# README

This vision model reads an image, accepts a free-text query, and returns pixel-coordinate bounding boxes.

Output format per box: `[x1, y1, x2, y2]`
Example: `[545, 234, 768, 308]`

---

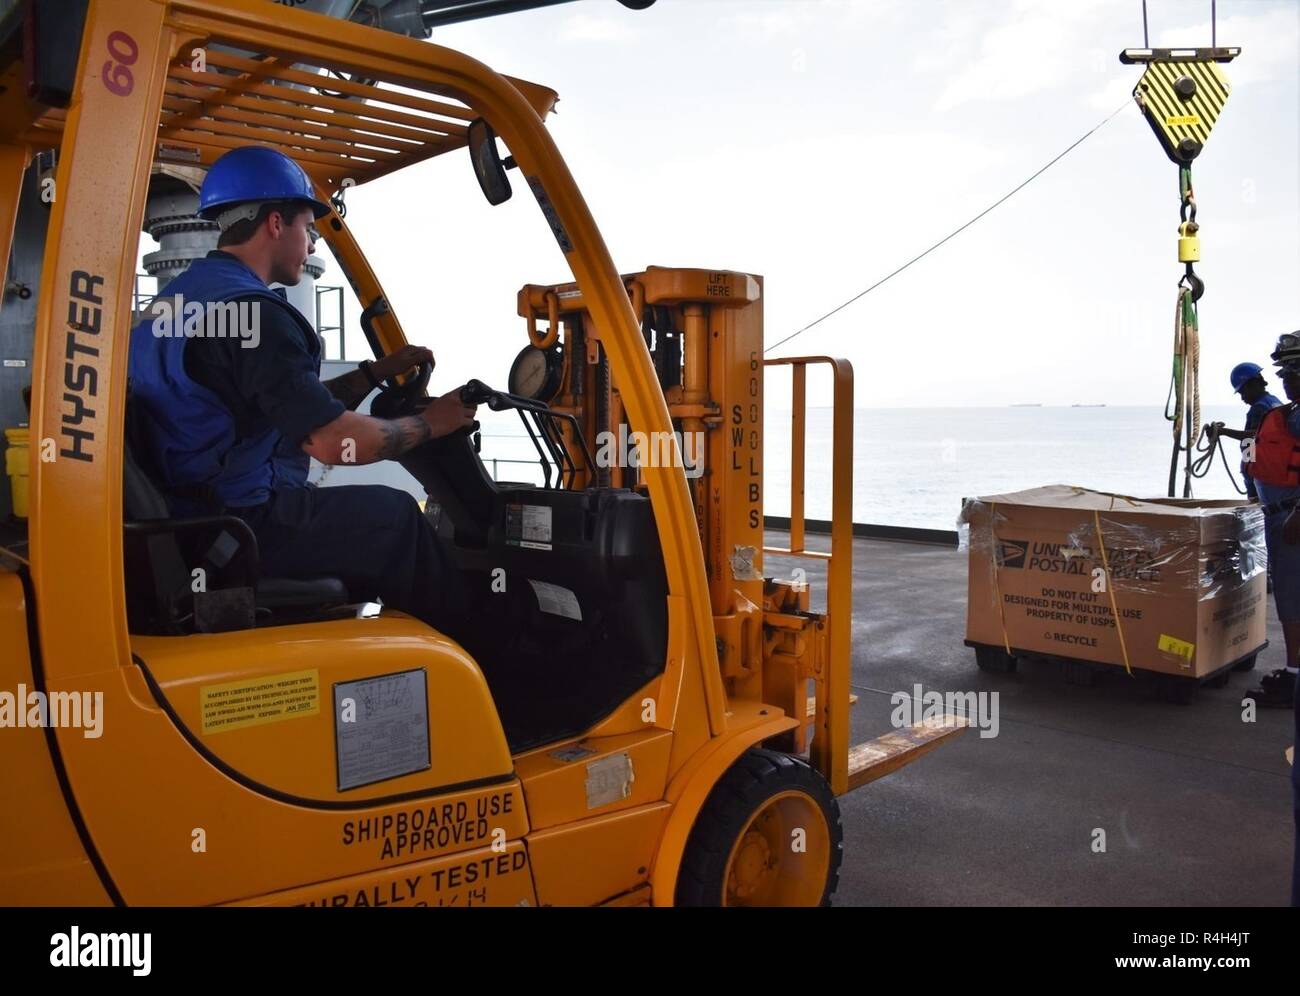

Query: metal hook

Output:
[1181, 264, 1205, 302]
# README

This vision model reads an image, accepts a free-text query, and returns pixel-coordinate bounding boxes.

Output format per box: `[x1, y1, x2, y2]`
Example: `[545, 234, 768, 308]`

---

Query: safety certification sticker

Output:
[200, 669, 319, 735]
[585, 752, 634, 809]
[505, 503, 553, 550]
[334, 669, 431, 791]
[528, 579, 582, 621]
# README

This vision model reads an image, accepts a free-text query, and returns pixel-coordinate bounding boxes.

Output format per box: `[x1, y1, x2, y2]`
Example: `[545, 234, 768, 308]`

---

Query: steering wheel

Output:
[370, 360, 432, 419]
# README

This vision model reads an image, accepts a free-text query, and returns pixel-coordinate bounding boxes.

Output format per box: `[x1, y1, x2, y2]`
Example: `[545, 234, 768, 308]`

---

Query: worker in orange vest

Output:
[1240, 332, 1300, 905]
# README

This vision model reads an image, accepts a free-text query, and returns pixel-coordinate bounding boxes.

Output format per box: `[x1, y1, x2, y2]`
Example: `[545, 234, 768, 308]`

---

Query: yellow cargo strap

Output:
[1093, 510, 1133, 676]
[988, 502, 1013, 656]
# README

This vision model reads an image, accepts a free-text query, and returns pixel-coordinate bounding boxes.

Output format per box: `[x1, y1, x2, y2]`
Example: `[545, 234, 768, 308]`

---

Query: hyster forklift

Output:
[0, 0, 963, 906]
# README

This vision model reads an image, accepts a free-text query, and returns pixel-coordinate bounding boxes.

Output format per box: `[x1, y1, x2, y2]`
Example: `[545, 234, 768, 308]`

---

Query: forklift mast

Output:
[514, 270, 865, 787]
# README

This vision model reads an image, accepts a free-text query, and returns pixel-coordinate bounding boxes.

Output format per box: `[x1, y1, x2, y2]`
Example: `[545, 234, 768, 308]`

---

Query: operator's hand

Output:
[373, 345, 434, 382]
[421, 387, 478, 439]
[1284, 510, 1300, 546]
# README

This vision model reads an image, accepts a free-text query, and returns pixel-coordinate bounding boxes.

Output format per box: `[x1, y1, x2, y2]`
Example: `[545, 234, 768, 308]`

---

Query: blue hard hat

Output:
[198, 146, 331, 221]
[1230, 362, 1264, 393]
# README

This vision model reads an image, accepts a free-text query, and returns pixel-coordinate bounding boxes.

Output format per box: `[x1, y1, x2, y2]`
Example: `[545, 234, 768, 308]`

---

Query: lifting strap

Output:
[1120, 26, 1239, 497]
[1166, 283, 1200, 497]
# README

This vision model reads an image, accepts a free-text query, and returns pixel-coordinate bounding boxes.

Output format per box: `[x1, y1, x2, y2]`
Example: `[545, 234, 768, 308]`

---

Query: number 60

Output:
[101, 30, 138, 97]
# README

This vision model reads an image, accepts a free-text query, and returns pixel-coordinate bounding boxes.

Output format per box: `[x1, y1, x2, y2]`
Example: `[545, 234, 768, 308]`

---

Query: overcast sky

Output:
[217, 0, 1300, 409]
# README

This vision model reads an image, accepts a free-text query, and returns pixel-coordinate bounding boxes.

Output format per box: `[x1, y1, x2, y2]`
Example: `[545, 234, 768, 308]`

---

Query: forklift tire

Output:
[675, 748, 843, 907]
[1232, 653, 1258, 673]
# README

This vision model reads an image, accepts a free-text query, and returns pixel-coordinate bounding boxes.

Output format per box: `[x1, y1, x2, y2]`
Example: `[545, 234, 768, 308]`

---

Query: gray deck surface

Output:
[763, 530, 1295, 907]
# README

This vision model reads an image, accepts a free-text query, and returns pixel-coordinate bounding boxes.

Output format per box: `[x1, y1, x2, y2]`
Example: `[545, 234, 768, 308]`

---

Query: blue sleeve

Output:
[1247, 400, 1276, 431]
[231, 301, 344, 444]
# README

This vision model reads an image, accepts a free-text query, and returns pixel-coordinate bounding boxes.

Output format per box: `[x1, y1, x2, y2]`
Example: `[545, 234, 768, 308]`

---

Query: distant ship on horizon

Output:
[1071, 403, 1107, 408]
[1010, 402, 1042, 407]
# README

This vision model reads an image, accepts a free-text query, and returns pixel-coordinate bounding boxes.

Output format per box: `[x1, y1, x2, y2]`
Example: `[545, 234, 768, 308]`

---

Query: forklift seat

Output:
[122, 394, 348, 634]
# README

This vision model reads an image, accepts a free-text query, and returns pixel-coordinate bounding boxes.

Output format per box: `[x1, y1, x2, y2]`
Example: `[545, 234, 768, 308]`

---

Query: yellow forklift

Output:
[0, 0, 962, 906]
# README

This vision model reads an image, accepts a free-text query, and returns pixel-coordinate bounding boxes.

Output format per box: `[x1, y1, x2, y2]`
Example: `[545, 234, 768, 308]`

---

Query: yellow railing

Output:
[763, 356, 854, 794]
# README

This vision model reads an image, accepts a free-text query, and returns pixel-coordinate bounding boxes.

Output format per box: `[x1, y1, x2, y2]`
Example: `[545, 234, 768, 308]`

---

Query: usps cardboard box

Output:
[962, 486, 1267, 678]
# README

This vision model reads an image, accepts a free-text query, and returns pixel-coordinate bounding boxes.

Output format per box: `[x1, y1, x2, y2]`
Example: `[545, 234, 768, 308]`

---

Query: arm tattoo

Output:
[323, 368, 374, 410]
[375, 416, 432, 461]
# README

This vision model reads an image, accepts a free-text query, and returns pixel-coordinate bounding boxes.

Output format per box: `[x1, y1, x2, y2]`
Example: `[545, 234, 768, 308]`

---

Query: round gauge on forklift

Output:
[508, 344, 564, 402]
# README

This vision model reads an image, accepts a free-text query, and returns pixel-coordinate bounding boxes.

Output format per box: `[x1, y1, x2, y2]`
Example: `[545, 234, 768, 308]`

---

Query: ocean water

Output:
[762, 405, 1248, 531]
[474, 404, 1250, 531]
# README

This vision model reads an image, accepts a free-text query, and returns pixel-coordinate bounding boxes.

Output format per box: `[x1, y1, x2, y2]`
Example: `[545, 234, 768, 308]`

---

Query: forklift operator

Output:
[128, 146, 476, 631]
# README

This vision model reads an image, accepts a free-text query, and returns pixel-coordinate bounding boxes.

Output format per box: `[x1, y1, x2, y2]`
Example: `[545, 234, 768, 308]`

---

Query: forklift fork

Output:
[765, 356, 967, 795]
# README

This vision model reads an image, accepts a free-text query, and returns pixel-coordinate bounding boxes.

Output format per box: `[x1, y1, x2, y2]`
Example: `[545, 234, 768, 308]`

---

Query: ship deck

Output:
[763, 529, 1295, 906]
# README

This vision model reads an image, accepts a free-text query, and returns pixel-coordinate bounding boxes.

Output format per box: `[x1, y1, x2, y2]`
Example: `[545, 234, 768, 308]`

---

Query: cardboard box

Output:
[961, 486, 1267, 678]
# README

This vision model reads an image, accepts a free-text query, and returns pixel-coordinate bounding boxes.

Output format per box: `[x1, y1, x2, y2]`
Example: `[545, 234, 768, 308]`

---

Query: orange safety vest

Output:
[1248, 403, 1300, 487]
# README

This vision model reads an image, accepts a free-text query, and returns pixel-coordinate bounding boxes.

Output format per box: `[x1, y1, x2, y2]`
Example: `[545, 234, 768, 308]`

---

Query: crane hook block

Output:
[1119, 48, 1239, 165]
[1177, 222, 1201, 263]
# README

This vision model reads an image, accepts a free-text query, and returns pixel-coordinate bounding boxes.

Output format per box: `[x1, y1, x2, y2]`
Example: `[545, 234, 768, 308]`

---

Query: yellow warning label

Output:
[1157, 634, 1195, 662]
[1135, 60, 1232, 161]
[200, 669, 320, 734]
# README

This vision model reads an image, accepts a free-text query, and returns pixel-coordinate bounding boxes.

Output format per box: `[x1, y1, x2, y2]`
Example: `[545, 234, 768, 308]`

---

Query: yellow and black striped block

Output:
[1133, 60, 1232, 164]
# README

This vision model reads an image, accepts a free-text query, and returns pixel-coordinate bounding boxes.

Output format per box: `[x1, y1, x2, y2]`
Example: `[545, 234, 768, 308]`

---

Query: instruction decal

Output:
[334, 669, 430, 791]
[528, 579, 582, 621]
[506, 503, 553, 550]
[200, 669, 320, 734]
